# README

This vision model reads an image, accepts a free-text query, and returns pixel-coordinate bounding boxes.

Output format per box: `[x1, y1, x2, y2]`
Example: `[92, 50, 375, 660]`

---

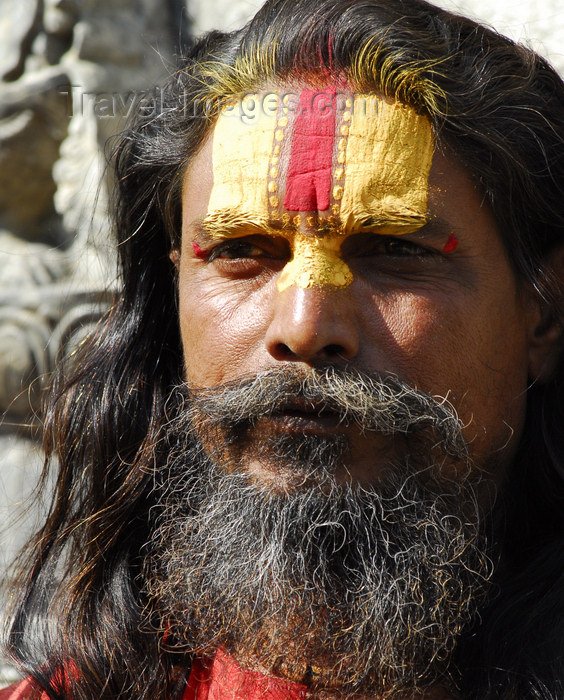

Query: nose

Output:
[265, 285, 360, 363]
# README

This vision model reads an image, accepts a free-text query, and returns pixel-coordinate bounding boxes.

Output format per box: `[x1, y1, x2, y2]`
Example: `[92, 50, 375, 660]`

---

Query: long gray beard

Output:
[145, 367, 493, 697]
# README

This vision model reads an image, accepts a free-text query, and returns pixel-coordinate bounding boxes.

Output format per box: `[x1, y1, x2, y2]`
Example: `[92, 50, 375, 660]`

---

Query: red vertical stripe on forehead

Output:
[283, 87, 336, 212]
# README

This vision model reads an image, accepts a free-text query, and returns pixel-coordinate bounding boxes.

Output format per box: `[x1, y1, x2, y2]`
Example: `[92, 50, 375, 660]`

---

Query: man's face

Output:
[175, 87, 535, 488]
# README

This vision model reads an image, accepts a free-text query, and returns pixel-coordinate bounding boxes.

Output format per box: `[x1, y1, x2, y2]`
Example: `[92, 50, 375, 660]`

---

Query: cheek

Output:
[178, 272, 273, 386]
[378, 290, 529, 456]
[362, 289, 465, 371]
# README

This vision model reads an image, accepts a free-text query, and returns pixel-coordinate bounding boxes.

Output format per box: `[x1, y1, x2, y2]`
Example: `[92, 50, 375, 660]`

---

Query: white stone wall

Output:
[438, 0, 564, 75]
[0, 0, 179, 684]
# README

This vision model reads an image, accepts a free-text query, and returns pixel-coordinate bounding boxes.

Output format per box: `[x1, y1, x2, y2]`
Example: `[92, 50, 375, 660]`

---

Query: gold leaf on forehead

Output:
[205, 90, 434, 295]
[208, 107, 278, 221]
[340, 96, 433, 234]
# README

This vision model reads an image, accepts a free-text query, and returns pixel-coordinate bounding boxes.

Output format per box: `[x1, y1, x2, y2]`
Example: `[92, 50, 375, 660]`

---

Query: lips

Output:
[264, 401, 344, 434]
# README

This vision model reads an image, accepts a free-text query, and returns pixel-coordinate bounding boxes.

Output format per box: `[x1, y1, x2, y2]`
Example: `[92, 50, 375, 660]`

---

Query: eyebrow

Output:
[191, 211, 458, 242]
[194, 211, 286, 242]
[192, 211, 349, 242]
[410, 218, 462, 243]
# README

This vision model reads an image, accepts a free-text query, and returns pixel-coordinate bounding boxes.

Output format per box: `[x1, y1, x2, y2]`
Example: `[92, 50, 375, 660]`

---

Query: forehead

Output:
[198, 87, 434, 236]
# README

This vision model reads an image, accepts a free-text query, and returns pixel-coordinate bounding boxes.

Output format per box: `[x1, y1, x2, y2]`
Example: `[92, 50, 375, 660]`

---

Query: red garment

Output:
[186, 648, 307, 699]
[0, 679, 38, 700]
[0, 649, 308, 699]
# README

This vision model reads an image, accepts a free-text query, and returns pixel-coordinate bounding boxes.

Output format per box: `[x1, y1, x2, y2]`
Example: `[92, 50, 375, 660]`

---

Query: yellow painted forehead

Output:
[207, 89, 434, 233]
[204, 88, 434, 290]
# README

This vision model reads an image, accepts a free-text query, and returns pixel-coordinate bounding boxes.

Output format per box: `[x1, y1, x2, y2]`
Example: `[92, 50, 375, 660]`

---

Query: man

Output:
[2, 0, 564, 697]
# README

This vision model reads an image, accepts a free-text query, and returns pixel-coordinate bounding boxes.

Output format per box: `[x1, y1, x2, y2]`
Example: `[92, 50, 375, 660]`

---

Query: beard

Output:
[145, 367, 494, 698]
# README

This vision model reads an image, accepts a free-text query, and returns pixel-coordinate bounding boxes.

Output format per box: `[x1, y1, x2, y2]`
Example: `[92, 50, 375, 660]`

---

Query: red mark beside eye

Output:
[443, 234, 458, 253]
[192, 242, 207, 259]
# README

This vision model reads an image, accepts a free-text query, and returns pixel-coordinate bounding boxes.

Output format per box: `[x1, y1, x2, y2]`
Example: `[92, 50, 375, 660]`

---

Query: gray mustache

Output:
[184, 366, 467, 457]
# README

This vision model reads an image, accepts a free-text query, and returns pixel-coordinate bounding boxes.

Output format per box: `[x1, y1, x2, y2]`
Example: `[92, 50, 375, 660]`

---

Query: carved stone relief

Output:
[0, 2, 181, 678]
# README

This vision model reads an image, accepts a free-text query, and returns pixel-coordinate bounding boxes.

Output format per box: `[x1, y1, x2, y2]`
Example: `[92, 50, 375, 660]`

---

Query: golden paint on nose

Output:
[277, 233, 354, 292]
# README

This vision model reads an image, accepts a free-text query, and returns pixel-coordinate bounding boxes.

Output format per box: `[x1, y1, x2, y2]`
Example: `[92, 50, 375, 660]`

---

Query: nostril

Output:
[265, 286, 360, 362]
[269, 339, 354, 362]
[273, 342, 347, 361]
[324, 343, 346, 357]
[274, 343, 295, 360]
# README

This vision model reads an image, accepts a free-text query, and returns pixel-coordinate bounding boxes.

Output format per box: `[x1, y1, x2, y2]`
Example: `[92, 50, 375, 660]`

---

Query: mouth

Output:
[264, 401, 345, 434]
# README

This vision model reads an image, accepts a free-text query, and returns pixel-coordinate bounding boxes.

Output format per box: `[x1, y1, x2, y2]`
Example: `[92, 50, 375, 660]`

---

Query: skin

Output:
[172, 92, 560, 698]
[204, 91, 434, 293]
[174, 126, 548, 488]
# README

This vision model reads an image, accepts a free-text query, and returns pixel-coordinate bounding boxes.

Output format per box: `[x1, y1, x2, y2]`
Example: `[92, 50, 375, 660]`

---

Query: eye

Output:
[344, 233, 433, 259]
[207, 239, 266, 261]
[197, 234, 290, 280]
[381, 237, 431, 257]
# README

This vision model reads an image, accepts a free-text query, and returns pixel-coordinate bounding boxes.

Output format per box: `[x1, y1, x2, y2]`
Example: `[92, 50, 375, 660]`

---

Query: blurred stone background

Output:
[0, 0, 563, 684]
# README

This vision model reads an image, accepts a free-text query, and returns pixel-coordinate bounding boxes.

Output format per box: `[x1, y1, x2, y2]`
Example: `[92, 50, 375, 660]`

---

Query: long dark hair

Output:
[4, 1, 564, 697]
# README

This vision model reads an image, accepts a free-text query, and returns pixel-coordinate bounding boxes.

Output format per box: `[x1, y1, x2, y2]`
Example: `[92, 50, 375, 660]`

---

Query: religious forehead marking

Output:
[206, 89, 434, 291]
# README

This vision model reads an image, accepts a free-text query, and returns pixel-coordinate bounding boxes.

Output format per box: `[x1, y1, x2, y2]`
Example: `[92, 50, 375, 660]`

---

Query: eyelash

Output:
[351, 234, 435, 260]
[206, 240, 266, 262]
[380, 238, 432, 257]
[197, 235, 440, 265]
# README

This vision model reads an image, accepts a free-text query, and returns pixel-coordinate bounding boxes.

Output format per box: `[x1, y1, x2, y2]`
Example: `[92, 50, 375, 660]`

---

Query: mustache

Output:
[150, 369, 489, 694]
[178, 365, 467, 457]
